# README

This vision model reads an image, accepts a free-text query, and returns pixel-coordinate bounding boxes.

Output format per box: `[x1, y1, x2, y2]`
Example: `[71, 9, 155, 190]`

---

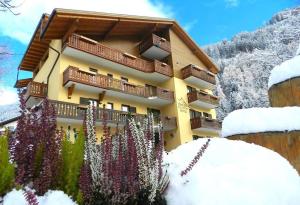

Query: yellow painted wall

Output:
[101, 36, 141, 57]
[32, 30, 218, 151]
[169, 30, 208, 78]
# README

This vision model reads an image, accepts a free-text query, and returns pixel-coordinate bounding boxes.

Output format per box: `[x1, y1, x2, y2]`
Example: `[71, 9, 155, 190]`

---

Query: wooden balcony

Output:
[188, 90, 219, 109]
[50, 100, 176, 131]
[190, 117, 221, 133]
[63, 66, 174, 107]
[63, 34, 173, 83]
[24, 81, 47, 107]
[15, 78, 32, 88]
[181, 64, 216, 89]
[139, 33, 171, 60]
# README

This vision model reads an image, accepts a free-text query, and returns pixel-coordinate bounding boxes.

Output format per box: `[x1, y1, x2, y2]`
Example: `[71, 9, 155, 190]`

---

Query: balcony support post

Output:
[67, 83, 75, 99]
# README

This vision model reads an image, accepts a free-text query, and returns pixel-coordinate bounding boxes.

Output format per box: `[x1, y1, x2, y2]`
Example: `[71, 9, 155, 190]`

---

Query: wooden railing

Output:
[24, 81, 47, 100]
[190, 117, 221, 130]
[139, 33, 171, 54]
[187, 90, 219, 106]
[50, 100, 176, 130]
[63, 66, 174, 102]
[65, 34, 173, 77]
[181, 64, 216, 85]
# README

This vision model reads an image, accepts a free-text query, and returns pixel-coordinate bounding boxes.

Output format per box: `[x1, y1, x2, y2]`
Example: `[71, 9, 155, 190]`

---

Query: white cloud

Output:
[0, 87, 18, 105]
[0, 0, 173, 44]
[183, 20, 198, 32]
[225, 0, 239, 7]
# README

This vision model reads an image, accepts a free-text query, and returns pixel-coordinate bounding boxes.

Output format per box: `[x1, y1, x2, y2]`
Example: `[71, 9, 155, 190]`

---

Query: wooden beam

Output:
[63, 19, 79, 43]
[103, 19, 120, 39]
[140, 23, 158, 41]
[98, 91, 106, 103]
[68, 84, 75, 99]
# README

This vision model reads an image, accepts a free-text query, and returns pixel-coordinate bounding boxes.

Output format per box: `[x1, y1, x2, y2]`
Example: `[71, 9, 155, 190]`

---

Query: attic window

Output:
[89, 67, 98, 73]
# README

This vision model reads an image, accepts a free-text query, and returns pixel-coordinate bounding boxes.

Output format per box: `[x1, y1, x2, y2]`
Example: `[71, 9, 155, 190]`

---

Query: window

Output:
[147, 108, 160, 116]
[80, 97, 98, 107]
[203, 112, 212, 119]
[193, 135, 203, 140]
[106, 102, 114, 110]
[129, 106, 136, 113]
[121, 77, 128, 82]
[89, 67, 98, 73]
[190, 110, 202, 119]
[121, 104, 130, 112]
[187, 86, 193, 93]
[107, 73, 113, 78]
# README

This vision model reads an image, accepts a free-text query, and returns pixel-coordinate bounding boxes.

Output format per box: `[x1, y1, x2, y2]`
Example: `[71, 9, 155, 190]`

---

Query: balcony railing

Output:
[63, 66, 174, 102]
[24, 81, 47, 101]
[181, 64, 216, 86]
[50, 100, 176, 130]
[190, 117, 221, 131]
[64, 34, 173, 77]
[187, 90, 219, 107]
[139, 33, 171, 54]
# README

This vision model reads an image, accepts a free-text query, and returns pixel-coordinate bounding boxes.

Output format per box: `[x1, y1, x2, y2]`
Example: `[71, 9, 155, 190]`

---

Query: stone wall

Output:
[268, 77, 300, 107]
[228, 131, 300, 174]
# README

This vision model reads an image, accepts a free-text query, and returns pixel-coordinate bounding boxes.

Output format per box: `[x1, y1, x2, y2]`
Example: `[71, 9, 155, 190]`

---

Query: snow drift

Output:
[165, 138, 300, 205]
[268, 54, 300, 88]
[3, 190, 77, 205]
[221, 107, 300, 137]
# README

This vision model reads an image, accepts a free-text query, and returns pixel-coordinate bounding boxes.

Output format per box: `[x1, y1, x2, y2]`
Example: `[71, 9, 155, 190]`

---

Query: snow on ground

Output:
[268, 54, 300, 88]
[296, 43, 300, 55]
[165, 138, 300, 205]
[3, 190, 77, 205]
[221, 107, 300, 137]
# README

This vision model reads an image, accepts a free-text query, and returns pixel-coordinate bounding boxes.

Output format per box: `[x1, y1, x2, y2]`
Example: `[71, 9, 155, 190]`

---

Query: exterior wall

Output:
[32, 30, 218, 151]
[101, 36, 141, 57]
[268, 77, 300, 107]
[164, 29, 218, 150]
[228, 131, 300, 174]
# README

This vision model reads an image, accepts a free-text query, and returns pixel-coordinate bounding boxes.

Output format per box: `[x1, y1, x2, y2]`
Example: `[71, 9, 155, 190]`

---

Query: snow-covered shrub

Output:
[0, 135, 15, 196]
[165, 138, 300, 205]
[84, 103, 169, 204]
[58, 129, 85, 201]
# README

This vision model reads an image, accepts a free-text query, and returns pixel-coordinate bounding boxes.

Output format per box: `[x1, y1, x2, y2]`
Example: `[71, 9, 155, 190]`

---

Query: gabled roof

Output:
[19, 8, 219, 74]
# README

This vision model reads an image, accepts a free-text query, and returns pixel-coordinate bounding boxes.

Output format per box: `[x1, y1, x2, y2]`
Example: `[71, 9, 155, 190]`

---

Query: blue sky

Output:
[0, 0, 299, 105]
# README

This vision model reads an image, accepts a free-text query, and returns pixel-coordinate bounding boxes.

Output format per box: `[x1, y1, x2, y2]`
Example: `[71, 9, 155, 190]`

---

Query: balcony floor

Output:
[65, 80, 172, 107]
[63, 46, 170, 83]
[192, 127, 221, 134]
[57, 115, 175, 131]
[189, 100, 218, 109]
[141, 46, 170, 60]
[184, 75, 215, 90]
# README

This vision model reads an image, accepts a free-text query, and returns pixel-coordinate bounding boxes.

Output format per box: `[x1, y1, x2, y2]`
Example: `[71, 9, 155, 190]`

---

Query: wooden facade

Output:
[268, 77, 300, 107]
[228, 131, 300, 174]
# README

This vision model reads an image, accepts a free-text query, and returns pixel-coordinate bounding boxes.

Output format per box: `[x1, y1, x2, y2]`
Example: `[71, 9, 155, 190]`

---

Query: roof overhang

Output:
[19, 8, 219, 74]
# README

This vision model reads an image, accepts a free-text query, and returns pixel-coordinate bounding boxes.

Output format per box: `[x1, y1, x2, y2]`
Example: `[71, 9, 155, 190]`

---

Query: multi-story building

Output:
[15, 9, 221, 150]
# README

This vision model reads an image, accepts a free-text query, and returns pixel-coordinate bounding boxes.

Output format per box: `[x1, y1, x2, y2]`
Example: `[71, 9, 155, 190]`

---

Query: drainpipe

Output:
[46, 46, 60, 96]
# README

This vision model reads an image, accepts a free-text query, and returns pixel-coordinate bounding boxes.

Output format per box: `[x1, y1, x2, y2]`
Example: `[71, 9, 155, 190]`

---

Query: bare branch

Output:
[0, 0, 22, 15]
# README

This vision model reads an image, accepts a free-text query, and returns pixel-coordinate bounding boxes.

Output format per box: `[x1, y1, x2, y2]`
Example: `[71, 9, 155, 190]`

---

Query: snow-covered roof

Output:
[268, 55, 300, 88]
[165, 138, 300, 205]
[222, 107, 300, 137]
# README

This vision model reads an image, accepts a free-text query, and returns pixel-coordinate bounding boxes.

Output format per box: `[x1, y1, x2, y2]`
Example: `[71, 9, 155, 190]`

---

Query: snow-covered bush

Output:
[3, 189, 77, 205]
[165, 138, 300, 205]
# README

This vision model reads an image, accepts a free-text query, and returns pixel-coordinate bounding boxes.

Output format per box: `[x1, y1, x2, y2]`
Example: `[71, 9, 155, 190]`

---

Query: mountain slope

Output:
[204, 6, 300, 120]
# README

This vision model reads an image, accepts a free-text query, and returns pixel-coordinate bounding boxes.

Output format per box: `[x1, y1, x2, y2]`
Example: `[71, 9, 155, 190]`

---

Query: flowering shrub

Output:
[84, 103, 169, 204]
[12, 93, 62, 194]
[180, 139, 210, 177]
